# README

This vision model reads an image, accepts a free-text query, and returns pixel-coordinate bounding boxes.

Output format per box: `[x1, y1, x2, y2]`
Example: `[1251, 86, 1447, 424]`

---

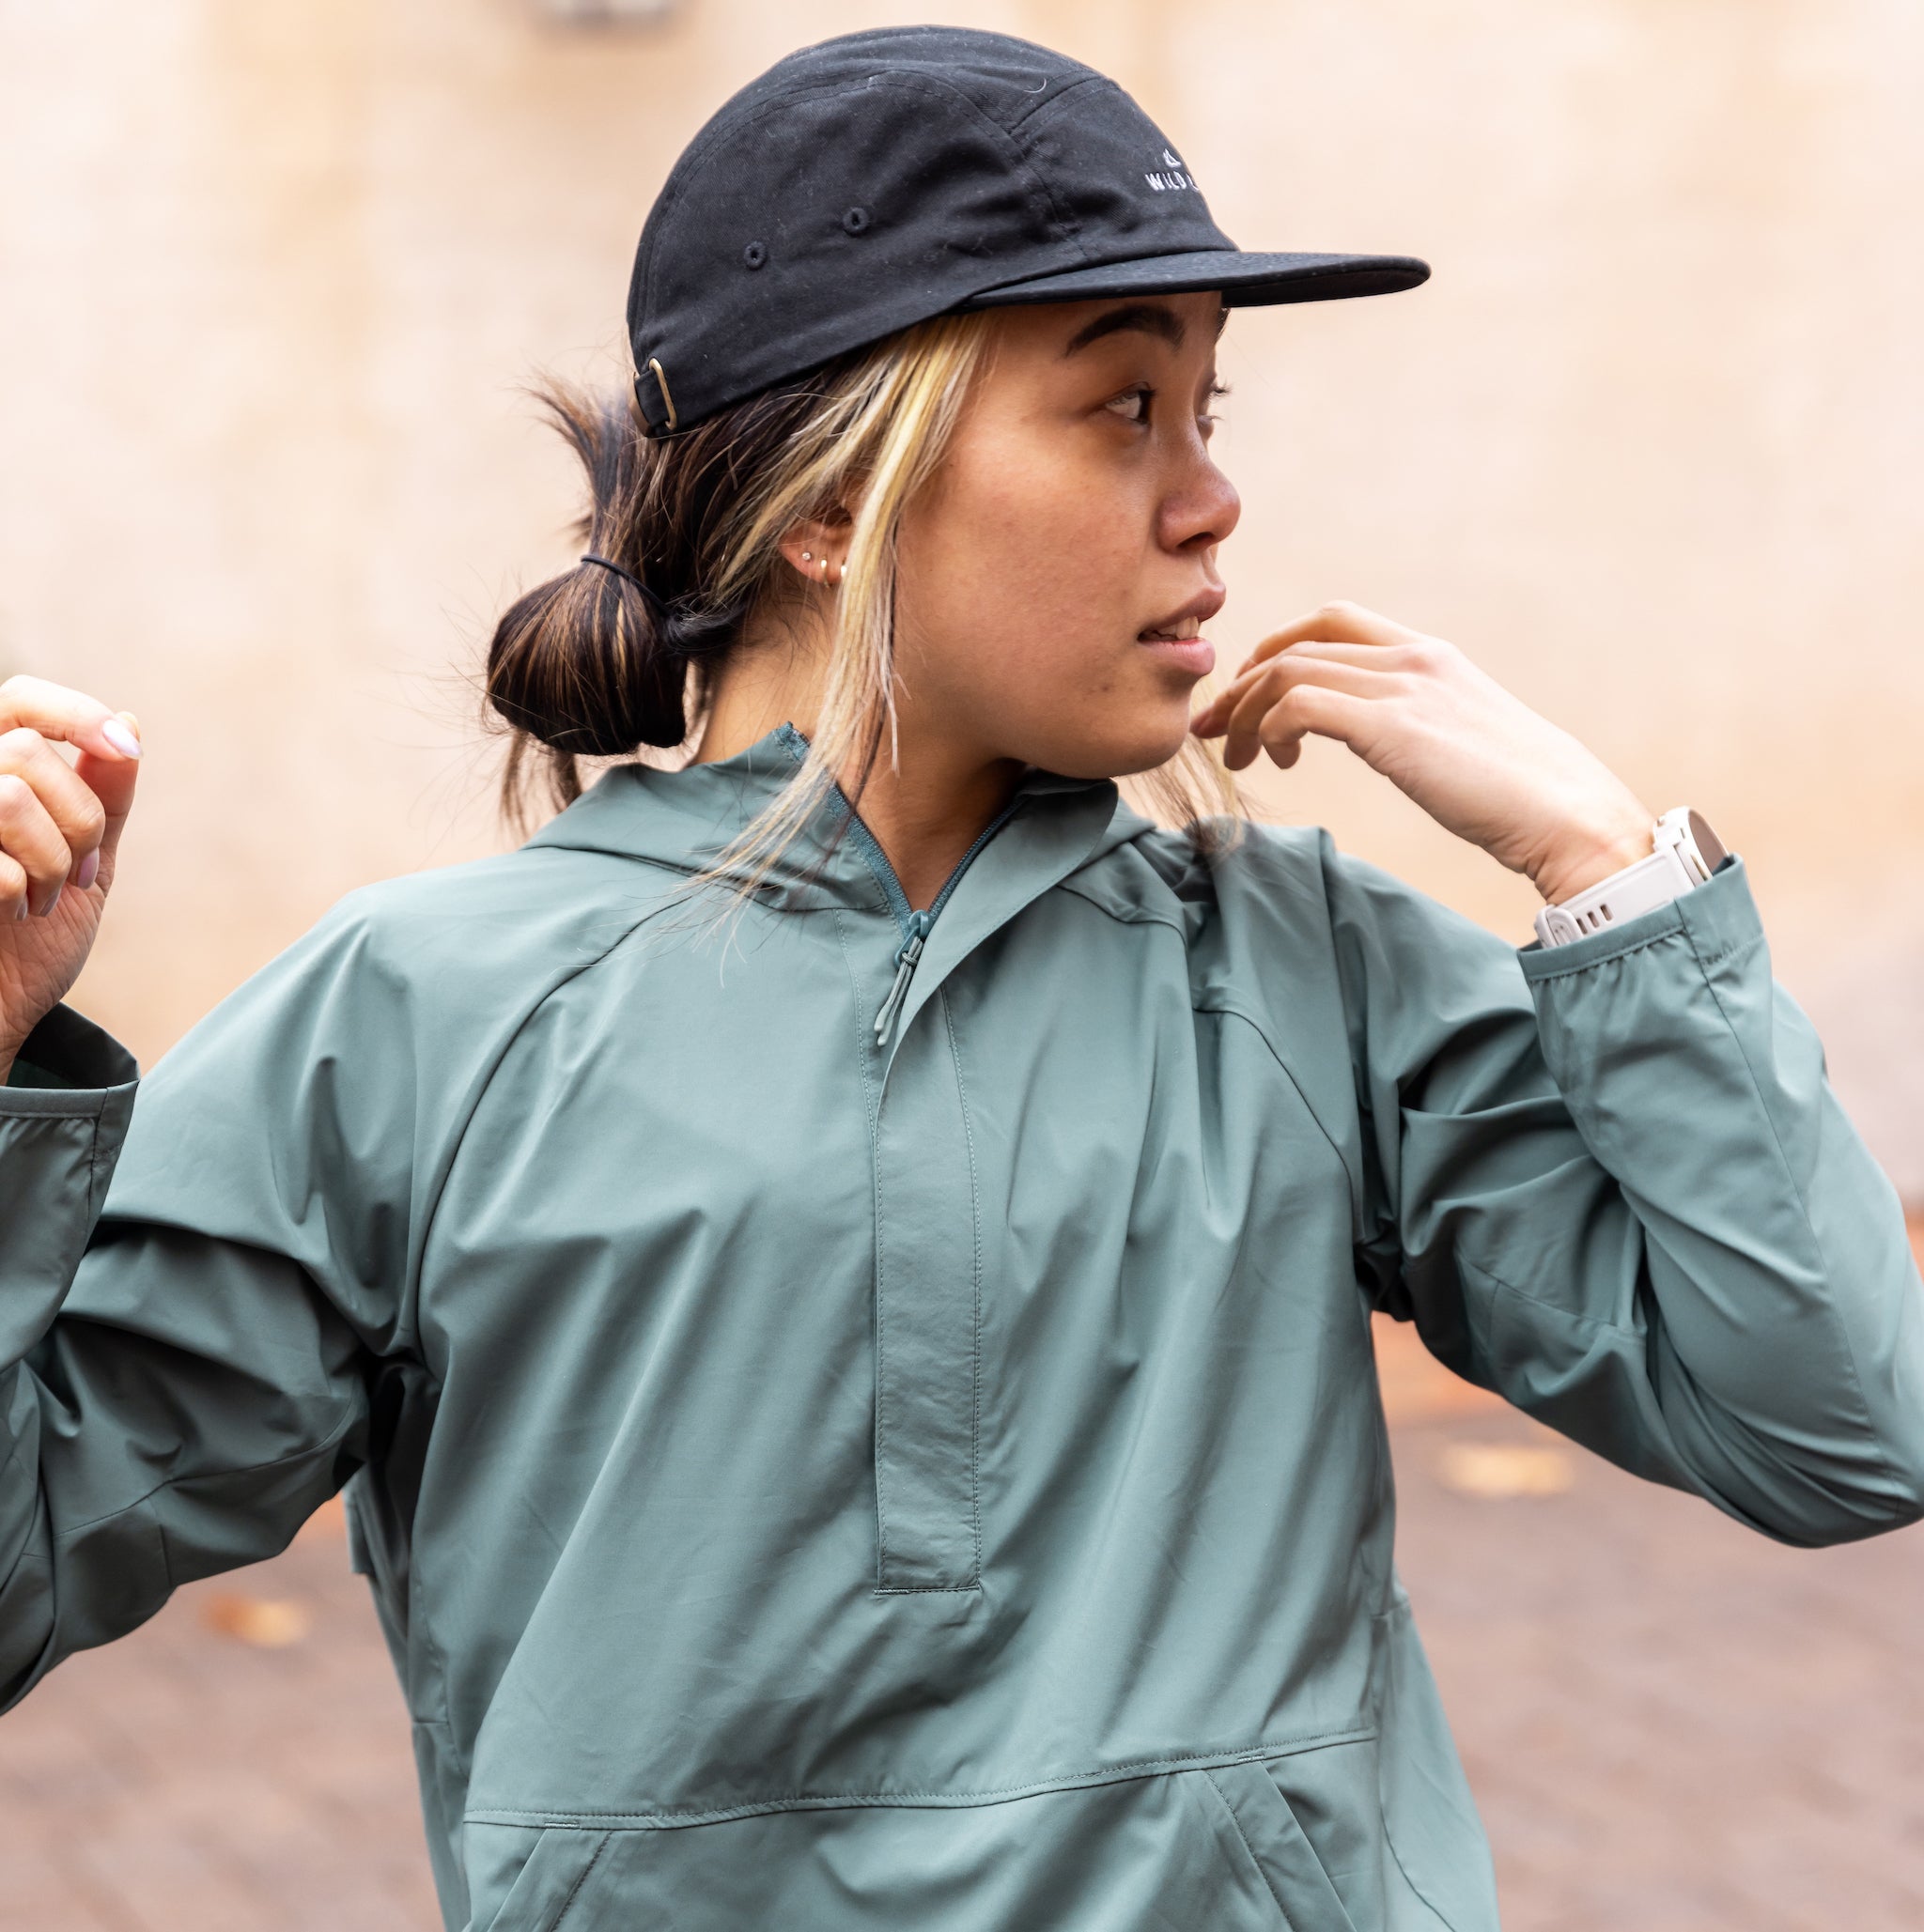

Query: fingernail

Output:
[101, 719, 142, 759]
[11, 901, 25, 923]
[38, 883, 61, 919]
[77, 849, 100, 891]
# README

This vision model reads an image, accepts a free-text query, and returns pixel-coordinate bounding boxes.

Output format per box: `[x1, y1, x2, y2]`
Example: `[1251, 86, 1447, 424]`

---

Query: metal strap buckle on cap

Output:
[640, 355, 679, 433]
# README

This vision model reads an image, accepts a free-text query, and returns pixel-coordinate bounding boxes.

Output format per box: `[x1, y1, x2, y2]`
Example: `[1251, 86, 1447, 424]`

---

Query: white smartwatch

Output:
[1532, 807, 1730, 949]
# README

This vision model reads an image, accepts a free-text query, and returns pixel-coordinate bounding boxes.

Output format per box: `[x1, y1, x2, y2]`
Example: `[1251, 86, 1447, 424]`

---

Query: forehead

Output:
[985, 292, 1229, 361]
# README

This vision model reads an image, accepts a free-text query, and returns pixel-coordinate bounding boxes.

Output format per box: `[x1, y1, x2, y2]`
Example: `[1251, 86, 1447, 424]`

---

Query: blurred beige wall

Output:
[3, 0, 1921, 1194]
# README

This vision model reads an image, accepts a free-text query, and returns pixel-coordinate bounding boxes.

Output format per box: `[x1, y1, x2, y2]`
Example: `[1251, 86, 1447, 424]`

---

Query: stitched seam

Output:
[830, 908, 896, 1587]
[941, 987, 985, 1586]
[1053, 874, 1188, 935]
[1679, 915, 1903, 1501]
[878, 71, 1089, 255]
[644, 73, 1086, 314]
[548, 1833, 612, 1930]
[406, 877, 696, 1352]
[1203, 1002, 1367, 1242]
[464, 1725, 1379, 1827]
[1200, 1769, 1291, 1919]
[85, 1108, 108, 1221]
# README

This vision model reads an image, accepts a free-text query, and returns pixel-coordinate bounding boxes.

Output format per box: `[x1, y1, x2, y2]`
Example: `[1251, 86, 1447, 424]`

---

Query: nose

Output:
[1158, 438, 1241, 555]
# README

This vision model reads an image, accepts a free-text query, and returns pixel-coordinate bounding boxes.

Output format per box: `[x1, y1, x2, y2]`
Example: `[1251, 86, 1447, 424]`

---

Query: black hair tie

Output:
[581, 552, 671, 626]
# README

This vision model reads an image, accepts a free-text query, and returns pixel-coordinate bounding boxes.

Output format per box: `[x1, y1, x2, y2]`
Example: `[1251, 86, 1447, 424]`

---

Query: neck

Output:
[690, 628, 1024, 912]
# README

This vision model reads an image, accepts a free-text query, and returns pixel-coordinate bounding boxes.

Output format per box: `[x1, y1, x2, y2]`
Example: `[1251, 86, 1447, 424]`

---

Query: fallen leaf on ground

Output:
[1437, 1441, 1574, 1499]
[201, 1595, 313, 1648]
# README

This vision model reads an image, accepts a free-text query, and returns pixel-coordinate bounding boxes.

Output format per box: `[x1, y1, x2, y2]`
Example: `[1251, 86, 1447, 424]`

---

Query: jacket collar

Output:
[522, 720, 1156, 922]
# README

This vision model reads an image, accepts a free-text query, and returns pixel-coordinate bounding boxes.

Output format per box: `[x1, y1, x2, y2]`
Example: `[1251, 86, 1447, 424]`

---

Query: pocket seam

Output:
[549, 1832, 612, 1932]
[1200, 1767, 1292, 1925]
[464, 1723, 1379, 1829]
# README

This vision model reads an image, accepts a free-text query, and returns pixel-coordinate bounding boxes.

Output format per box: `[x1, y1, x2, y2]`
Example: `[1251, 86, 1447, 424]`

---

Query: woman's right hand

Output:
[0, 676, 144, 1082]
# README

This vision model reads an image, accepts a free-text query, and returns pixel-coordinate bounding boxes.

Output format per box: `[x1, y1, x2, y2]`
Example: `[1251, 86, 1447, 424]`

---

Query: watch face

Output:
[1686, 810, 1730, 873]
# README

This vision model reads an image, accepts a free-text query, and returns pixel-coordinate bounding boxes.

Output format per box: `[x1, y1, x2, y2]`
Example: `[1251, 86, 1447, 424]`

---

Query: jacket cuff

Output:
[1515, 852, 1753, 983]
[4, 1004, 140, 1106]
[0, 1008, 139, 1315]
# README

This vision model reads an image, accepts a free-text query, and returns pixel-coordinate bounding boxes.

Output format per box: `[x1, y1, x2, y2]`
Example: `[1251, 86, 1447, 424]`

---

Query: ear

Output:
[779, 509, 853, 590]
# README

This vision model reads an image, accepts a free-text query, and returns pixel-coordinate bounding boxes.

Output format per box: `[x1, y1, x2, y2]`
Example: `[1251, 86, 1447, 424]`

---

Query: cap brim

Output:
[956, 249, 1429, 311]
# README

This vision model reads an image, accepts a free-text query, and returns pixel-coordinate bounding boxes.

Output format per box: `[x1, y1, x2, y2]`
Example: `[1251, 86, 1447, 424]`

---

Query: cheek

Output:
[900, 447, 1143, 695]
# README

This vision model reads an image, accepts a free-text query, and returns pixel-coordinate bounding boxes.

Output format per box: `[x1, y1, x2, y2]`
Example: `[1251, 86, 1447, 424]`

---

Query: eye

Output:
[1104, 384, 1153, 425]
[1199, 380, 1230, 438]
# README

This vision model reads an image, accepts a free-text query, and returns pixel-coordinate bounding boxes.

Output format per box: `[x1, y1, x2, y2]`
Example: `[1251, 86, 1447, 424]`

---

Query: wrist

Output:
[1531, 811, 1653, 907]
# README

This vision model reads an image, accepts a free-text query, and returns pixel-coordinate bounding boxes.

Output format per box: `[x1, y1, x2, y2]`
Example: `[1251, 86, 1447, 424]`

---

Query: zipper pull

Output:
[873, 915, 931, 1045]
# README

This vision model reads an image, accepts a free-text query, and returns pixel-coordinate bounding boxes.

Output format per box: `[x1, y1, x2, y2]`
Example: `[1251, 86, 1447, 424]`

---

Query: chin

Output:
[1032, 709, 1193, 782]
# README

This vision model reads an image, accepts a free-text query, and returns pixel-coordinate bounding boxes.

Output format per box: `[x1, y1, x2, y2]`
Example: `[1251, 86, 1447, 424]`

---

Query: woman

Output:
[2, 26, 1919, 1932]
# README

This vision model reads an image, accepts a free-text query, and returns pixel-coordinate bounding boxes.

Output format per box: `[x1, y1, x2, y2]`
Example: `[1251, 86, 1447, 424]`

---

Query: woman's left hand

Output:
[1188, 601, 1656, 906]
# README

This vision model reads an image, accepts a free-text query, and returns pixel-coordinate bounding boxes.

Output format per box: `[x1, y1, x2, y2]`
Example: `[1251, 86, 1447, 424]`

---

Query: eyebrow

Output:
[1062, 303, 1189, 356]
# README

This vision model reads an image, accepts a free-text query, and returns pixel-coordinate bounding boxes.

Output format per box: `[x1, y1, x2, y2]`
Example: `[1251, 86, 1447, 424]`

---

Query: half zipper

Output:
[772, 722, 1024, 1046]
[851, 802, 1023, 1044]
[874, 912, 931, 1045]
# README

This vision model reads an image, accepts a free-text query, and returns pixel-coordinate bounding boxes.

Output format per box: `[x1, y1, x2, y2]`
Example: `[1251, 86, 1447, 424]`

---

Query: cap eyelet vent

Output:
[841, 206, 871, 237]
[742, 240, 768, 270]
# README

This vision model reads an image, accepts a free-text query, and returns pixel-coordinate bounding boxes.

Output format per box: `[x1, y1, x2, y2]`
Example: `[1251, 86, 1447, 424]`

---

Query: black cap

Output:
[628, 26, 1428, 437]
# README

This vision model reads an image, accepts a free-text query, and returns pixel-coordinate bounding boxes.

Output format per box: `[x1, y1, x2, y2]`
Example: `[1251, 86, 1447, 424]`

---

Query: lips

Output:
[1138, 589, 1223, 676]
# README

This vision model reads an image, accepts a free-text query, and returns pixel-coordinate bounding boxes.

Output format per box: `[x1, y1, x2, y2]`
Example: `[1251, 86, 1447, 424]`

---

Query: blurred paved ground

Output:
[5, 1231, 1922, 1931]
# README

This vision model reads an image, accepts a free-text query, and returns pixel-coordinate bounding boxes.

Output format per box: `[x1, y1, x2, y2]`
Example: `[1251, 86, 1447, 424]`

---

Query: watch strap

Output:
[1532, 808, 1728, 948]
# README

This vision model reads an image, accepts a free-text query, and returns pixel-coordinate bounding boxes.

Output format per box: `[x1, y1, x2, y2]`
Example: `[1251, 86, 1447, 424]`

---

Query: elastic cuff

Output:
[1516, 853, 1754, 983]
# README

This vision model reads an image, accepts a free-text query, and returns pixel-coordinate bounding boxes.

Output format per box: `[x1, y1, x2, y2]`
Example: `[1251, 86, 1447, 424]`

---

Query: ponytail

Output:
[484, 323, 993, 828]
[486, 390, 692, 815]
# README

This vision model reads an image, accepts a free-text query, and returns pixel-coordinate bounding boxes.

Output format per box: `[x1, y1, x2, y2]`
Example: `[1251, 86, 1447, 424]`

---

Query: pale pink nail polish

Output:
[77, 849, 100, 891]
[101, 719, 142, 759]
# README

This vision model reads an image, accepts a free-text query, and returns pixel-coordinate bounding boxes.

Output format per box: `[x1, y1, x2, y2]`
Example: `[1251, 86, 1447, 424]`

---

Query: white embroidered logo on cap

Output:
[1144, 147, 1196, 193]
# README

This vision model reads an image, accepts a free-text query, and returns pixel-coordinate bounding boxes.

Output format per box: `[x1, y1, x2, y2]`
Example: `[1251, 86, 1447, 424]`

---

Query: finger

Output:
[0, 675, 144, 765]
[0, 772, 81, 917]
[0, 729, 109, 880]
[1218, 657, 1399, 769]
[72, 711, 141, 866]
[1250, 683, 1375, 773]
[0, 853, 26, 924]
[1236, 601, 1420, 676]
[1192, 644, 1403, 735]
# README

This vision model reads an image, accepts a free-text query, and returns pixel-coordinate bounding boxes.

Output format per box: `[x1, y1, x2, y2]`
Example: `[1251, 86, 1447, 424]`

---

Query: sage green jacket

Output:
[5, 721, 1921, 1932]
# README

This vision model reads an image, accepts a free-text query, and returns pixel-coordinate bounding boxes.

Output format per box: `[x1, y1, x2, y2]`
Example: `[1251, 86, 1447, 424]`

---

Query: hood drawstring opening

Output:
[874, 913, 933, 1045]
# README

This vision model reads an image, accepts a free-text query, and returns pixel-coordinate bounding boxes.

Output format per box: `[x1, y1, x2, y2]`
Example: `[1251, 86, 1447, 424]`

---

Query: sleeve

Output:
[1326, 836, 1924, 1548]
[0, 897, 427, 1707]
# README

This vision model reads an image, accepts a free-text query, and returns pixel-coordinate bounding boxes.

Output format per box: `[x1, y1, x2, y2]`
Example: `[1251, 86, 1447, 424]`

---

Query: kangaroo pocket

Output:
[463, 1745, 1379, 1932]
[1197, 1757, 1361, 1932]
[466, 1824, 612, 1932]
